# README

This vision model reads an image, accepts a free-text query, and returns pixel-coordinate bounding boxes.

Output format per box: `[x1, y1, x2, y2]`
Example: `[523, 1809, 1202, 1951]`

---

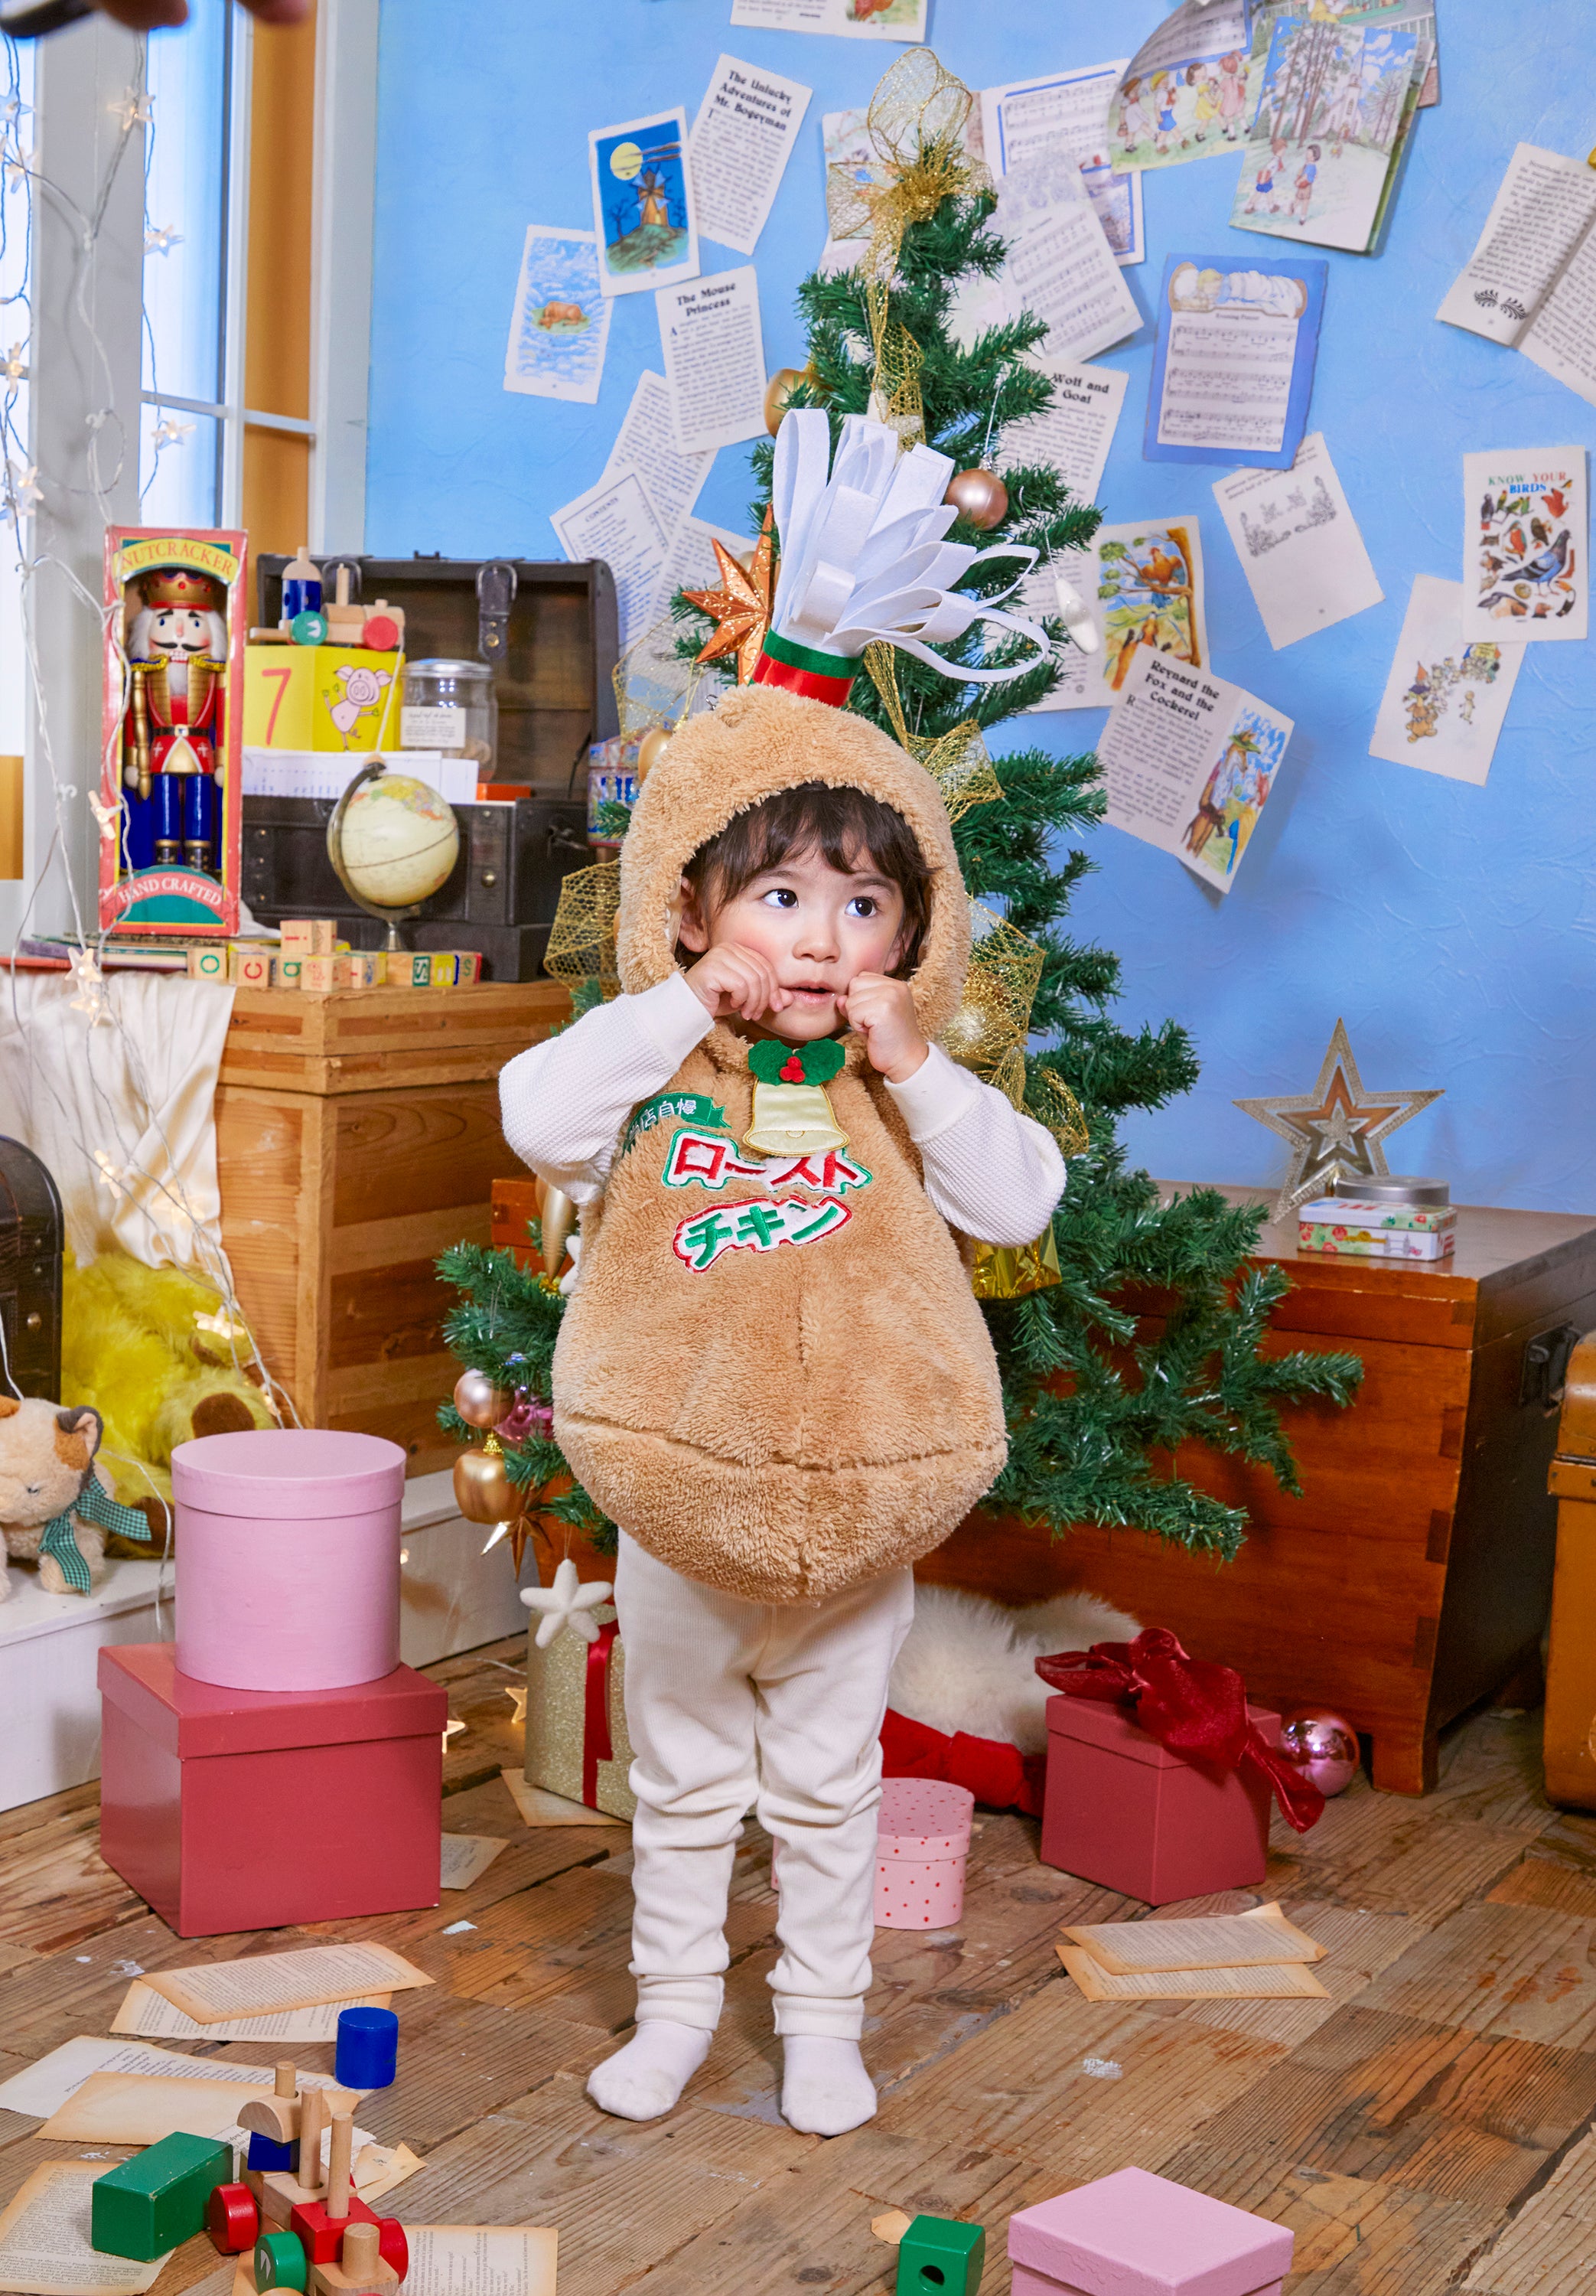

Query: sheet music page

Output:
[1438, 142, 1596, 348]
[1158, 302, 1298, 459]
[979, 60, 1142, 266]
[982, 184, 1138, 367]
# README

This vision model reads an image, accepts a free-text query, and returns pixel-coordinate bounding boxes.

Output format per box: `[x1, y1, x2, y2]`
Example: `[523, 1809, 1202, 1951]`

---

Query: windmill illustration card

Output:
[1463, 448, 1587, 642]
[588, 107, 700, 298]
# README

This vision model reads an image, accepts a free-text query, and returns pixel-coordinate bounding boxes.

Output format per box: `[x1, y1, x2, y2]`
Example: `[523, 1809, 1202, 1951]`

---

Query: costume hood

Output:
[552, 682, 1007, 1606]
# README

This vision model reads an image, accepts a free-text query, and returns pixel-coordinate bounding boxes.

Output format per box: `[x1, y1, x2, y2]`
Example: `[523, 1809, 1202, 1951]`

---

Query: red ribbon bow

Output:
[1034, 1627, 1324, 1835]
[582, 1622, 619, 1808]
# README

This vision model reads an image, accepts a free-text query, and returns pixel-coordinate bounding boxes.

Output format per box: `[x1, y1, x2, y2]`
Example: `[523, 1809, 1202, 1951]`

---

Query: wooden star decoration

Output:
[1234, 1019, 1442, 1220]
[682, 510, 775, 685]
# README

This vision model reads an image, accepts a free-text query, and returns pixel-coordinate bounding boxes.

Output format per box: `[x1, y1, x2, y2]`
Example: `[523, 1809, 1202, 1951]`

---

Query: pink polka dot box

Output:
[874, 1777, 976, 1929]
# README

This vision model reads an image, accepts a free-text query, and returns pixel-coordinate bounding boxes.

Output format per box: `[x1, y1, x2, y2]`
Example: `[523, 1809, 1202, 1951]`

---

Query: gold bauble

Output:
[454, 1368, 511, 1429]
[453, 1444, 516, 1524]
[943, 468, 1009, 531]
[635, 726, 671, 782]
[764, 367, 802, 436]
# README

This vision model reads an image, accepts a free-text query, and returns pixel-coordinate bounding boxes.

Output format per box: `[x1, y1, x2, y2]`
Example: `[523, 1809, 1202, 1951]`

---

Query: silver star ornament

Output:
[1234, 1018, 1442, 1220]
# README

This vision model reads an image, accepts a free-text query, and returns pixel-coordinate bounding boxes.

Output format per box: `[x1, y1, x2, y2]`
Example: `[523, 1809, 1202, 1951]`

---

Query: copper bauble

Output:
[453, 1444, 516, 1525]
[943, 468, 1009, 531]
[635, 726, 671, 782]
[454, 1368, 511, 1429]
[764, 367, 802, 436]
[1279, 1709, 1360, 1796]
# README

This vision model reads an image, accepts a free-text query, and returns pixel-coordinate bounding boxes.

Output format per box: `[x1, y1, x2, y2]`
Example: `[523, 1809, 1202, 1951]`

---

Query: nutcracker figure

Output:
[122, 566, 230, 876]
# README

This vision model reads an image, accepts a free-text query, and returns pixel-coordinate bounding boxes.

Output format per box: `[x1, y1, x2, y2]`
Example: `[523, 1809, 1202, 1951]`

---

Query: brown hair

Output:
[681, 781, 934, 978]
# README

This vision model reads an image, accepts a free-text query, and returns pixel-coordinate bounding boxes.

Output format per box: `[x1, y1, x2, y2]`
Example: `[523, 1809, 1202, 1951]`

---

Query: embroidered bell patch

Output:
[743, 1037, 848, 1156]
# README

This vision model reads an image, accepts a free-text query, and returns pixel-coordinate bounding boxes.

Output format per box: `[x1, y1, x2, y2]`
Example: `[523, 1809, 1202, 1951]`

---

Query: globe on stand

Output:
[326, 760, 461, 951]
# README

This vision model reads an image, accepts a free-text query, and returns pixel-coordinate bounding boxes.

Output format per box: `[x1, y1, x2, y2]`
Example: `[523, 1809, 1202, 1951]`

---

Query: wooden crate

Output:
[920, 1188, 1596, 1796]
[216, 981, 568, 1472]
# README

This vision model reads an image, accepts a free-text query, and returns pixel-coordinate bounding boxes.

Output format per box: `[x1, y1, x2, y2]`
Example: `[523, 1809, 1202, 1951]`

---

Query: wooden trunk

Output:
[1542, 1330, 1596, 1808]
[215, 981, 568, 1473]
[920, 1188, 1596, 1796]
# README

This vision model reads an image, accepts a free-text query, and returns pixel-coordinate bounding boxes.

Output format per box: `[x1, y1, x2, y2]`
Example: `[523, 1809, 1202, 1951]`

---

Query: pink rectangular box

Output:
[99, 1644, 445, 1936]
[1041, 1696, 1280, 1906]
[1008, 2167, 1291, 2296]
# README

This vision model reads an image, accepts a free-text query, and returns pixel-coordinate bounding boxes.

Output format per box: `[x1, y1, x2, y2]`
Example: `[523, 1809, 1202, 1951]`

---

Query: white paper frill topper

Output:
[769, 407, 1051, 684]
[519, 1555, 614, 1649]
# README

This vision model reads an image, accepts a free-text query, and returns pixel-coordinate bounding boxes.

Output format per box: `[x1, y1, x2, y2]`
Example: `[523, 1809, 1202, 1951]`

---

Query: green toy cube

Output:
[92, 2132, 233, 2260]
[895, 2214, 985, 2296]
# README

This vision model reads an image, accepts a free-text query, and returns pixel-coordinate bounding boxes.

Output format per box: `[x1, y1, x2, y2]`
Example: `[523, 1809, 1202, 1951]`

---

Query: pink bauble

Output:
[1279, 1709, 1360, 1795]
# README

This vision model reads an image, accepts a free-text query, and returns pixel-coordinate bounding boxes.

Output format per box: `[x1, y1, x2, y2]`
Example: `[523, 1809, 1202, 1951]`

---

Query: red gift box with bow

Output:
[1034, 1629, 1323, 1906]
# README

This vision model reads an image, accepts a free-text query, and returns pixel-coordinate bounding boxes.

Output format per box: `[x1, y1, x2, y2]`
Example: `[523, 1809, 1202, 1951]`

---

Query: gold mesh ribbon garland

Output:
[825, 50, 992, 448]
[543, 858, 621, 994]
[863, 641, 1003, 825]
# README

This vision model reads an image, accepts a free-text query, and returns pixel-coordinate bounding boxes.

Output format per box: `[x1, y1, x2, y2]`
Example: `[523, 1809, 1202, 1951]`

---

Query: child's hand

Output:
[838, 973, 928, 1083]
[683, 944, 789, 1022]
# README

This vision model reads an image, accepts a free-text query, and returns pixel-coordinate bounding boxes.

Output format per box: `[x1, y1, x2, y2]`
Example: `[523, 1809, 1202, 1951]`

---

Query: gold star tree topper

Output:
[1234, 1019, 1442, 1220]
[682, 510, 775, 685]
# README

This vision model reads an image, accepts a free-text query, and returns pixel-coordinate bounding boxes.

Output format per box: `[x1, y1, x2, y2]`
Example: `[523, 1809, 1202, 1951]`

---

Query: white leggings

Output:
[612, 1532, 916, 2040]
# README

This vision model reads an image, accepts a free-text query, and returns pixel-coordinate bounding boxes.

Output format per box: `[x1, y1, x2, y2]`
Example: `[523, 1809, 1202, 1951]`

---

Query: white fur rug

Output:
[888, 1583, 1142, 1756]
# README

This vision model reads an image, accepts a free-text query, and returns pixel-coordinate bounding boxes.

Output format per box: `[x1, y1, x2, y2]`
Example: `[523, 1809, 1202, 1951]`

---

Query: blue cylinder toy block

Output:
[335, 2004, 399, 2089]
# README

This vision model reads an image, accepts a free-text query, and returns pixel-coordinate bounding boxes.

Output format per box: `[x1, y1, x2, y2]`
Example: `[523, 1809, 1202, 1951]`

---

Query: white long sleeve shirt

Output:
[499, 972, 1065, 1247]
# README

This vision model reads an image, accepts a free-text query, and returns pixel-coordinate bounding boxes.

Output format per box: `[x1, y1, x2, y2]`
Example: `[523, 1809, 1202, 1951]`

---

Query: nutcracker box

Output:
[99, 527, 247, 938]
[1041, 1694, 1281, 1906]
[98, 1642, 445, 1935]
[524, 1603, 636, 1819]
[241, 643, 404, 752]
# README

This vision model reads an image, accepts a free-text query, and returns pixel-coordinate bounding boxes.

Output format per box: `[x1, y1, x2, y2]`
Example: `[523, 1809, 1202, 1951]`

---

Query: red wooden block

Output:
[207, 2183, 259, 2255]
[290, 2195, 379, 2265]
[1041, 1697, 1282, 1906]
[376, 2219, 408, 2279]
[96, 1645, 446, 1936]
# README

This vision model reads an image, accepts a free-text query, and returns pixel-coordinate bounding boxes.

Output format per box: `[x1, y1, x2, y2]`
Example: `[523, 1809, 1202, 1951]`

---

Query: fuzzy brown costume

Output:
[552, 683, 1007, 1604]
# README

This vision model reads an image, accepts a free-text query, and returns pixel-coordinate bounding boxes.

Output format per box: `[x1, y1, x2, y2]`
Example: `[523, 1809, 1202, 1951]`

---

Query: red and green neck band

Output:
[753, 630, 861, 707]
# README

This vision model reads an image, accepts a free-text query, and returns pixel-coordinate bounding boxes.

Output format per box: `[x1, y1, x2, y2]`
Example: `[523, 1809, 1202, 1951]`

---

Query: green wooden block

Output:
[92, 2132, 233, 2260]
[895, 2214, 985, 2296]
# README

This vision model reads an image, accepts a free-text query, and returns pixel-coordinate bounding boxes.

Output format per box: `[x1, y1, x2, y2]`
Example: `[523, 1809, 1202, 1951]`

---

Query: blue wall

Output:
[368, 0, 1596, 1212]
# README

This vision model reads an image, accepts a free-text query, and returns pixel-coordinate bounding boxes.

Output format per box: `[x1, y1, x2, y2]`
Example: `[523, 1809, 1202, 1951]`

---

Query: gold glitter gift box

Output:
[523, 1603, 637, 1820]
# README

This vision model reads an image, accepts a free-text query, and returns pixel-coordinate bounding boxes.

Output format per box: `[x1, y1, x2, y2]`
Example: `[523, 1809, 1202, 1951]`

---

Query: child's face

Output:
[679, 844, 908, 1042]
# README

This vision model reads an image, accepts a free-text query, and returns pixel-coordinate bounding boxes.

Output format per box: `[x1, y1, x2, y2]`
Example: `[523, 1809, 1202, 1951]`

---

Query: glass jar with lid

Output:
[400, 659, 498, 778]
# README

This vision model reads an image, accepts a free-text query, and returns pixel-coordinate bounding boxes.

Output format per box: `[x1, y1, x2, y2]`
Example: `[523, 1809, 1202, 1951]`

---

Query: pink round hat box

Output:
[875, 1777, 976, 1929]
[172, 1429, 407, 1692]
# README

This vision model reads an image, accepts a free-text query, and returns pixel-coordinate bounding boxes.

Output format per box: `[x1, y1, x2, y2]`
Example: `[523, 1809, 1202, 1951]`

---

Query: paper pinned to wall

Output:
[999, 363, 1128, 711]
[1212, 433, 1383, 648]
[599, 370, 712, 539]
[1096, 647, 1293, 895]
[503, 226, 611, 403]
[645, 513, 755, 628]
[953, 165, 1138, 368]
[1106, 0, 1252, 172]
[729, 0, 927, 39]
[689, 54, 811, 256]
[1370, 573, 1525, 784]
[0, 2163, 168, 2296]
[1464, 446, 1587, 643]
[1438, 144, 1596, 399]
[1146, 253, 1325, 469]
[656, 265, 768, 455]
[979, 60, 1144, 266]
[589, 106, 699, 300]
[552, 468, 668, 654]
[400, 2229, 559, 2296]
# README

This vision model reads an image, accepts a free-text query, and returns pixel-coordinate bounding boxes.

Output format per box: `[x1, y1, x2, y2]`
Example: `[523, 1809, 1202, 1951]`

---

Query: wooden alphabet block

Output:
[346, 951, 383, 990]
[187, 945, 227, 980]
[428, 953, 458, 988]
[272, 956, 303, 988]
[232, 946, 273, 990]
[455, 951, 482, 985]
[301, 955, 336, 994]
[282, 919, 334, 957]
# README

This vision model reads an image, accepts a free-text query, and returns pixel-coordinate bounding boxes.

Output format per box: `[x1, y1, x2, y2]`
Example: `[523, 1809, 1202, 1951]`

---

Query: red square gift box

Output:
[1041, 1693, 1282, 1906]
[99, 1644, 446, 1936]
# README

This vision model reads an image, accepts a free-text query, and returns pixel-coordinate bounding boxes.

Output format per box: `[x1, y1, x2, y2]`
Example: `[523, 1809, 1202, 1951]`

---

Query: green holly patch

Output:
[622, 1091, 730, 1159]
[747, 1038, 845, 1088]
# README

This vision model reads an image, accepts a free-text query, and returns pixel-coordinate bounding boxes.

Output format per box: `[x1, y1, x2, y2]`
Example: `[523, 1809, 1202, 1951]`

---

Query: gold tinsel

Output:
[863, 642, 1003, 825]
[542, 858, 621, 993]
[825, 50, 990, 448]
[940, 899, 1090, 1161]
[970, 1227, 1063, 1302]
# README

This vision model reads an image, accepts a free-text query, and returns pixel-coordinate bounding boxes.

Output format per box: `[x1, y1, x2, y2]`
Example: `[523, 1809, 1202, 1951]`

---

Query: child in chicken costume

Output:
[500, 413, 1067, 2136]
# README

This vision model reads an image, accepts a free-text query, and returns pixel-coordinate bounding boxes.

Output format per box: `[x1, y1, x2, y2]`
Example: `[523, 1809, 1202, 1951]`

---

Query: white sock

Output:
[780, 2035, 877, 2137]
[586, 2020, 712, 2122]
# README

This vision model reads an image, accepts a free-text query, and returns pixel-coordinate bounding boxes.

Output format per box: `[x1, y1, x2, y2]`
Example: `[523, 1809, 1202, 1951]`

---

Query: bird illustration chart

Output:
[1462, 448, 1587, 644]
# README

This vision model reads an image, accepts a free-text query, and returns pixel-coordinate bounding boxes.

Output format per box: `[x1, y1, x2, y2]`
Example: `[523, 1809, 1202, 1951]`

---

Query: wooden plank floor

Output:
[4, 1635, 1596, 2294]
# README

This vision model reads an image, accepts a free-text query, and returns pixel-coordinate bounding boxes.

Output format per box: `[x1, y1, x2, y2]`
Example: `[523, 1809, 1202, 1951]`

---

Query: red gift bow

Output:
[581, 1621, 620, 1808]
[880, 1707, 1045, 1815]
[1034, 1627, 1324, 1835]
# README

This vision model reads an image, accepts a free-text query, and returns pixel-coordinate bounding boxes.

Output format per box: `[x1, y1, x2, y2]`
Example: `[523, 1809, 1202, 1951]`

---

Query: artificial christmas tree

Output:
[438, 51, 1359, 1572]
